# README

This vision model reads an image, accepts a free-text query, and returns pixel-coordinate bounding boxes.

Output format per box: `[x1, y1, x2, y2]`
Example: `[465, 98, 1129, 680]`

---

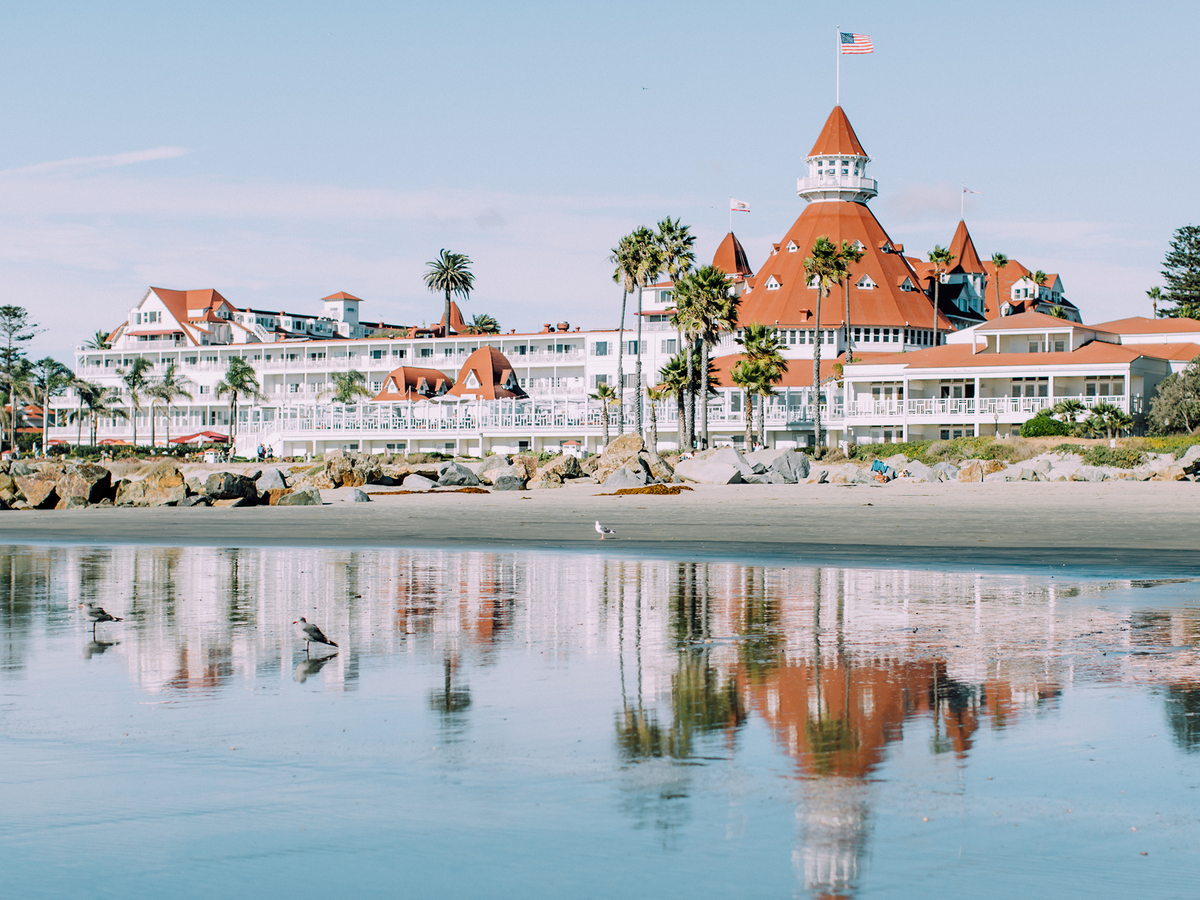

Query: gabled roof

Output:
[807, 106, 867, 158]
[981, 259, 1031, 319]
[712, 232, 753, 278]
[846, 340, 1188, 371]
[372, 366, 453, 402]
[947, 220, 984, 274]
[1090, 316, 1200, 335]
[448, 346, 526, 400]
[975, 310, 1095, 332]
[710, 351, 891, 389]
[321, 291, 362, 301]
[736, 200, 950, 330]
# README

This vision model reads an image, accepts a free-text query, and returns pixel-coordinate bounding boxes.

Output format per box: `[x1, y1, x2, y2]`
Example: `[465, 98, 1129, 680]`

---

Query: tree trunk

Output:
[634, 285, 644, 437]
[743, 390, 753, 449]
[813, 289, 825, 456]
[699, 340, 710, 450]
[164, 405, 171, 448]
[684, 334, 694, 449]
[675, 389, 685, 451]
[932, 280, 939, 346]
[150, 402, 157, 448]
[601, 405, 609, 449]
[77, 400, 83, 445]
[647, 400, 657, 453]
[130, 399, 137, 446]
[444, 289, 452, 336]
[843, 278, 853, 361]
[616, 290, 627, 436]
[759, 391, 767, 448]
[42, 387, 49, 456]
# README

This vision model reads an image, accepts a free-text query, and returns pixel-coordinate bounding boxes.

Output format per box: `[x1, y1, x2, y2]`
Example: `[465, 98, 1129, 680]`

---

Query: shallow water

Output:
[1, 545, 1198, 899]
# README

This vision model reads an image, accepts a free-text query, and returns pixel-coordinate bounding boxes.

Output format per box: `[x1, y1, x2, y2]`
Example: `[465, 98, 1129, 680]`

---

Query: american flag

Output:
[840, 32, 873, 54]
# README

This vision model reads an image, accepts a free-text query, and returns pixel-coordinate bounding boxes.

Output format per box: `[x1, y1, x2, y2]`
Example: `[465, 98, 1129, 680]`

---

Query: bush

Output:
[1049, 443, 1084, 457]
[1081, 446, 1145, 468]
[849, 436, 1031, 465]
[1020, 412, 1071, 438]
[1124, 433, 1200, 458]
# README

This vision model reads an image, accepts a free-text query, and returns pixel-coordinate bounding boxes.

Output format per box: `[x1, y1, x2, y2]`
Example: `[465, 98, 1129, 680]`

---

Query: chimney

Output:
[541, 324, 552, 333]
[557, 321, 570, 332]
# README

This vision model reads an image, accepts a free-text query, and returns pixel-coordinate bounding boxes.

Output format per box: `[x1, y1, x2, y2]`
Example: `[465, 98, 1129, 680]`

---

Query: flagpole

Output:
[961, 184, 965, 220]
[729, 198, 732, 234]
[836, 27, 840, 106]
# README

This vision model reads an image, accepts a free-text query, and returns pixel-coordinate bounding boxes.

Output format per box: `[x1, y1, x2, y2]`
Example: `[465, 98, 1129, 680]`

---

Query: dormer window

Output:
[857, 275, 876, 290]
[786, 241, 798, 253]
[851, 240, 865, 252]
[765, 275, 782, 291]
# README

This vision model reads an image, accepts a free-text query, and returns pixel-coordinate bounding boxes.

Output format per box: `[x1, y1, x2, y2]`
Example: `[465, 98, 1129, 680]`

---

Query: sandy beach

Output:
[2, 480, 1196, 576]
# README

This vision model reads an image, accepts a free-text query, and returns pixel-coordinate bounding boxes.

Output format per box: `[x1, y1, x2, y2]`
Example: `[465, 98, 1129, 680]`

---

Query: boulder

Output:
[491, 475, 527, 491]
[593, 449, 647, 484]
[745, 448, 788, 469]
[14, 475, 58, 509]
[674, 459, 742, 484]
[931, 461, 959, 482]
[212, 496, 254, 508]
[402, 474, 437, 490]
[1071, 466, 1109, 482]
[831, 465, 871, 485]
[277, 487, 322, 506]
[957, 459, 1006, 483]
[143, 461, 185, 491]
[437, 462, 481, 487]
[10, 462, 35, 477]
[485, 463, 527, 485]
[527, 471, 564, 489]
[114, 479, 146, 507]
[186, 477, 207, 496]
[1031, 458, 1053, 474]
[766, 449, 810, 484]
[884, 453, 910, 468]
[897, 460, 934, 483]
[983, 471, 1012, 483]
[537, 454, 583, 481]
[180, 495, 211, 507]
[204, 472, 259, 502]
[347, 488, 372, 502]
[1179, 444, 1200, 475]
[1153, 465, 1186, 482]
[144, 484, 188, 506]
[703, 447, 756, 479]
[262, 488, 292, 505]
[0, 472, 13, 496]
[477, 455, 512, 485]
[602, 466, 648, 491]
[605, 433, 644, 456]
[579, 455, 600, 476]
[256, 468, 288, 492]
[510, 456, 541, 481]
[55, 463, 112, 505]
[639, 451, 674, 483]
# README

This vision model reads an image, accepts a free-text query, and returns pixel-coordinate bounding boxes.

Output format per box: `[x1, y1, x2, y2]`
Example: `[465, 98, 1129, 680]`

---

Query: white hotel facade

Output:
[46, 107, 1200, 457]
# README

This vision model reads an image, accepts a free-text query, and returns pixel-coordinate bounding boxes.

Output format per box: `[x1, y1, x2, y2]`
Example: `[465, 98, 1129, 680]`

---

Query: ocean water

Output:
[1, 544, 1198, 899]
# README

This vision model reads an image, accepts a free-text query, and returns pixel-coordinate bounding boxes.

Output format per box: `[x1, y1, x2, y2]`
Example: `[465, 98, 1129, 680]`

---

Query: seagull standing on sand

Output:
[293, 617, 338, 653]
[595, 520, 616, 540]
[79, 602, 122, 636]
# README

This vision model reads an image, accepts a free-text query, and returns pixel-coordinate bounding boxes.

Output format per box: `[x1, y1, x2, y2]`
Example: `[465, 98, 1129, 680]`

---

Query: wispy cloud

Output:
[0, 146, 191, 177]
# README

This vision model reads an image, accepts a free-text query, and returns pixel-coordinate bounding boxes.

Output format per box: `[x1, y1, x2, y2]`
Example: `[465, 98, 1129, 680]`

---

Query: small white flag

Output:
[730, 198, 751, 213]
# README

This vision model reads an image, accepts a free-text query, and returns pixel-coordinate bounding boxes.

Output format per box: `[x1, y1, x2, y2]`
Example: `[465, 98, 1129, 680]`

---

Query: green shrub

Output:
[1081, 446, 1145, 468]
[1019, 412, 1071, 438]
[1124, 433, 1200, 458]
[850, 436, 1027, 465]
[1049, 443, 1084, 457]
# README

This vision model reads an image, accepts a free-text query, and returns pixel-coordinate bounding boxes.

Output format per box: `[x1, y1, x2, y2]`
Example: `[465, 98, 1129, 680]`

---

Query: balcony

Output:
[845, 395, 1137, 419]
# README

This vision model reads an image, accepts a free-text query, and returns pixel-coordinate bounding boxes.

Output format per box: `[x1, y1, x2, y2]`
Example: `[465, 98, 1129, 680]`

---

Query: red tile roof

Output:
[712, 232, 753, 278]
[372, 366, 453, 402]
[710, 352, 890, 389]
[737, 200, 950, 331]
[321, 291, 363, 301]
[981, 259, 1031, 319]
[1090, 316, 1200, 335]
[448, 346, 526, 399]
[807, 106, 867, 157]
[846, 340, 1194, 370]
[434, 300, 468, 336]
[974, 310, 1096, 332]
[947, 220, 984, 274]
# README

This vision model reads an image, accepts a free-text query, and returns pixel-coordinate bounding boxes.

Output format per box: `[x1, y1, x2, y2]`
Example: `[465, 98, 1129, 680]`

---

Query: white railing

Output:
[845, 395, 1135, 419]
[796, 175, 877, 193]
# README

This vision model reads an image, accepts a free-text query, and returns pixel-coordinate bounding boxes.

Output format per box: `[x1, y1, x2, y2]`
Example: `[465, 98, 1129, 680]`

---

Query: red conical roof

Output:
[807, 106, 868, 158]
[947, 220, 984, 274]
[712, 232, 753, 278]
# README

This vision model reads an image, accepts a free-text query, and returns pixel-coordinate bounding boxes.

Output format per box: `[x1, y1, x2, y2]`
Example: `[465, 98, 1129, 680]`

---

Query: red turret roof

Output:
[737, 201, 950, 331]
[372, 366, 452, 402]
[807, 106, 867, 158]
[435, 300, 468, 336]
[322, 291, 362, 301]
[712, 232, 753, 278]
[947, 220, 984, 274]
[448, 346, 526, 400]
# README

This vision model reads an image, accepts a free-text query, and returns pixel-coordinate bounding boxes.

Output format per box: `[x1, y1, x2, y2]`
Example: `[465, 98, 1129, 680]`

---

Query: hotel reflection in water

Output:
[2, 546, 1198, 898]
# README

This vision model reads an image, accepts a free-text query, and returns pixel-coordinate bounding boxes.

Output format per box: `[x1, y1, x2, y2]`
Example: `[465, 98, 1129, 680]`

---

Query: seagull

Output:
[293, 617, 338, 653]
[79, 602, 122, 636]
[595, 520, 616, 540]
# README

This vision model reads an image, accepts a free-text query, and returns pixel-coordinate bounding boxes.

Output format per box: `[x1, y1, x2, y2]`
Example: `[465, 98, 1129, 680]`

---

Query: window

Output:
[592, 374, 608, 387]
[199, 385, 210, 395]
[419, 348, 432, 358]
[371, 349, 384, 359]
[873, 328, 881, 342]
[789, 330, 797, 344]
[444, 348, 454, 357]
[289, 383, 299, 393]
[661, 339, 677, 354]
[626, 340, 638, 355]
[394, 349, 406, 358]
[1054, 340, 1066, 353]
[857, 275, 876, 289]
[592, 341, 608, 356]
[853, 327, 862, 341]
[371, 381, 382, 392]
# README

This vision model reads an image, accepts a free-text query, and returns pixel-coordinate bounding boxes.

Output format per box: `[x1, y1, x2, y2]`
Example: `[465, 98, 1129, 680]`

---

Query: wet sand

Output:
[2, 480, 1196, 576]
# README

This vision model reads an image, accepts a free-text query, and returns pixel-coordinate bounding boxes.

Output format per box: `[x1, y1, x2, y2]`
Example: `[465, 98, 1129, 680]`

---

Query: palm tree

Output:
[736, 325, 788, 450]
[610, 233, 638, 436]
[645, 384, 667, 453]
[462, 313, 500, 335]
[839, 242, 865, 362]
[927, 245, 956, 347]
[70, 383, 126, 446]
[320, 369, 373, 404]
[118, 356, 153, 446]
[659, 353, 689, 451]
[730, 359, 763, 450]
[84, 329, 111, 350]
[647, 218, 695, 435]
[670, 273, 702, 447]
[990, 253, 1009, 317]
[1052, 398, 1086, 425]
[1090, 402, 1132, 439]
[1148, 287, 1164, 318]
[1048, 305, 1068, 319]
[215, 357, 264, 440]
[803, 237, 848, 455]
[0, 359, 33, 452]
[590, 381, 620, 448]
[625, 226, 666, 438]
[423, 249, 475, 337]
[146, 362, 193, 448]
[679, 266, 739, 450]
[29, 357, 72, 455]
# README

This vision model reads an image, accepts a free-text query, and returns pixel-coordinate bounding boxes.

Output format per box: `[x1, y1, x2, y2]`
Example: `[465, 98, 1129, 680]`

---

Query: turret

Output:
[796, 106, 878, 205]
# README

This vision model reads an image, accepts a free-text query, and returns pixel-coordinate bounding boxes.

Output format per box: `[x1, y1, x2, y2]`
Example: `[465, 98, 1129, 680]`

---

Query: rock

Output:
[957, 459, 1006, 483]
[0, 473, 13, 496]
[742, 474, 772, 484]
[766, 449, 810, 484]
[602, 466, 648, 491]
[14, 475, 58, 509]
[983, 471, 1012, 483]
[491, 475, 527, 491]
[931, 461, 959, 482]
[477, 455, 512, 485]
[348, 488, 371, 502]
[54, 463, 112, 505]
[437, 462, 480, 487]
[1153, 465, 1186, 481]
[204, 472, 259, 501]
[896, 460, 934, 483]
[832, 464, 871, 484]
[114, 479, 146, 507]
[605, 433, 644, 456]
[186, 477, 206, 495]
[256, 468, 288, 492]
[143, 461, 185, 491]
[10, 462, 35, 477]
[402, 474, 437, 490]
[510, 456, 541, 481]
[639, 451, 674, 483]
[212, 496, 253, 507]
[1179, 444, 1200, 475]
[675, 459, 743, 484]
[527, 473, 565, 489]
[180, 495, 210, 507]
[1031, 458, 1053, 474]
[1072, 466, 1109, 482]
[12, 500, 31, 510]
[884, 453, 910, 468]
[537, 455, 582, 481]
[144, 484, 187, 507]
[485, 463, 526, 484]
[703, 447, 756, 479]
[745, 448, 787, 469]
[262, 488, 292, 505]
[58, 495, 89, 509]
[276, 487, 322, 506]
[579, 455, 600, 476]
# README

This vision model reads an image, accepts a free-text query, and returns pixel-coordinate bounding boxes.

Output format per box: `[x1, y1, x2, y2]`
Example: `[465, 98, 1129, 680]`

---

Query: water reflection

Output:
[1, 545, 1198, 898]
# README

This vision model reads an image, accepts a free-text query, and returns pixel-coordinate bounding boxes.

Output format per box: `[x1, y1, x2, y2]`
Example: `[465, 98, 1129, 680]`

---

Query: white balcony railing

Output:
[845, 395, 1136, 419]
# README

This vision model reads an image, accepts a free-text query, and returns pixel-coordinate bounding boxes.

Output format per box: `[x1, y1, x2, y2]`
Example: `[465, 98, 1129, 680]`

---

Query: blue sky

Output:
[7, 0, 1198, 361]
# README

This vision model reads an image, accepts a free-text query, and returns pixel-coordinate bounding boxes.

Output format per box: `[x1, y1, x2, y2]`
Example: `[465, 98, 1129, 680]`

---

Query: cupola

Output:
[796, 106, 878, 205]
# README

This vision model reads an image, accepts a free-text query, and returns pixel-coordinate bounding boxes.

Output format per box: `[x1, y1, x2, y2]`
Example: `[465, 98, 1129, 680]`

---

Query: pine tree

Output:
[1161, 225, 1200, 319]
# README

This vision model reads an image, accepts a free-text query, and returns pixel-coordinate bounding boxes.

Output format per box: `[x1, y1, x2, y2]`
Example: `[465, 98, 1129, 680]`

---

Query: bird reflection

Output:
[84, 639, 118, 659]
[79, 602, 123, 637]
[294, 653, 337, 683]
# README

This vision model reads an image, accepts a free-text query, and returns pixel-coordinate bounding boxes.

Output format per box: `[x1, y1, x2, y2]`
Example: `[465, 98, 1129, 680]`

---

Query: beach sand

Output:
[1, 480, 1195, 576]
